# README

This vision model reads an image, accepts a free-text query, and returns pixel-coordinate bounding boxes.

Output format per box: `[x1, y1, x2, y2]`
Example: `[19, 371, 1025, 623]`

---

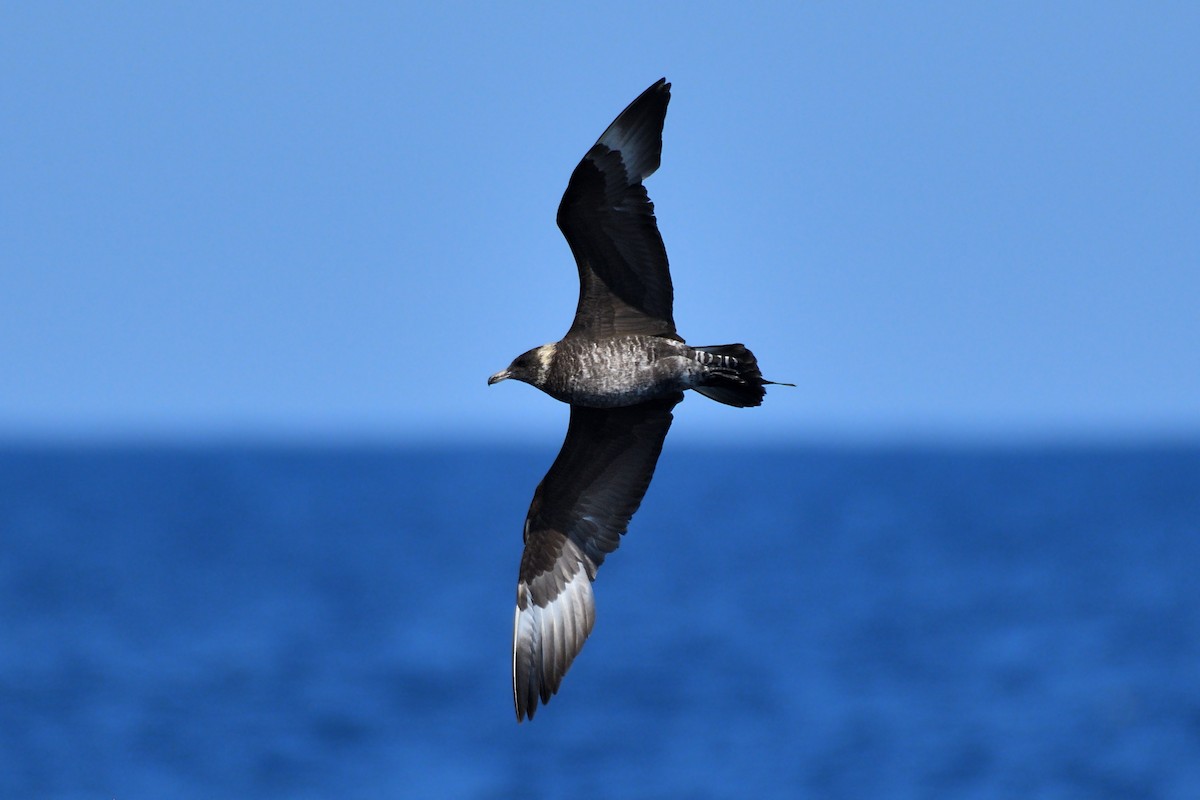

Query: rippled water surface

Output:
[2, 444, 1198, 798]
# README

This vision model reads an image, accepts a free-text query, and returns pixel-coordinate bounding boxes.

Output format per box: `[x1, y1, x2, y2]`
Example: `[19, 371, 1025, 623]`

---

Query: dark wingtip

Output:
[588, 78, 673, 184]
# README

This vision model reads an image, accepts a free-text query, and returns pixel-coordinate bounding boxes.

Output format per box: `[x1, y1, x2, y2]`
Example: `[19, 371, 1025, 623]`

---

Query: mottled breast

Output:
[545, 336, 695, 408]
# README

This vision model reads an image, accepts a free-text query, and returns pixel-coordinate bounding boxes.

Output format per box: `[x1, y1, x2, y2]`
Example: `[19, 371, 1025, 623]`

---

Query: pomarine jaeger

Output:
[489, 78, 789, 721]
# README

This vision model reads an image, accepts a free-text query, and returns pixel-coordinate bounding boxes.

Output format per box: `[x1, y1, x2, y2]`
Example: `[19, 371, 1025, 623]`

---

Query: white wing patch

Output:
[512, 559, 597, 720]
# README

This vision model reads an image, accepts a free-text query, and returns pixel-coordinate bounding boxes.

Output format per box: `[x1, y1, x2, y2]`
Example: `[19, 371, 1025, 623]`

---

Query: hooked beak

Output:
[487, 369, 511, 386]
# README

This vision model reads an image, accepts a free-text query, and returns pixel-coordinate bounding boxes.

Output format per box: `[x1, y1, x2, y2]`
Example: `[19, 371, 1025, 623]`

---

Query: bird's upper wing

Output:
[557, 78, 678, 340]
[512, 394, 681, 721]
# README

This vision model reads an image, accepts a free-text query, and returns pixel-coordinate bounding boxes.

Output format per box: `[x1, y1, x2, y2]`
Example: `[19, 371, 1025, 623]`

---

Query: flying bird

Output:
[489, 78, 789, 721]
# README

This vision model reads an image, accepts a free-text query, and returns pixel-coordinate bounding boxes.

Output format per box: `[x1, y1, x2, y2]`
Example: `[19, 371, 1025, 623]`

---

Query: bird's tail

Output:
[691, 344, 793, 408]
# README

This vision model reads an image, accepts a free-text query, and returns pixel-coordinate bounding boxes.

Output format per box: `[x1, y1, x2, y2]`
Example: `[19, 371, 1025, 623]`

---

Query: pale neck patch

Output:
[535, 343, 557, 382]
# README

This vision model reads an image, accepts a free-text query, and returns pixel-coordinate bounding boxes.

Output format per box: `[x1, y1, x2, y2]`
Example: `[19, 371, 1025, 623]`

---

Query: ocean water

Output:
[1, 443, 1198, 799]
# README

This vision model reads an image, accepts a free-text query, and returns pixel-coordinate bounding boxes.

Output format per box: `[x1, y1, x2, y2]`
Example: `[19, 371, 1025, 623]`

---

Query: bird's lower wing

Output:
[513, 394, 681, 721]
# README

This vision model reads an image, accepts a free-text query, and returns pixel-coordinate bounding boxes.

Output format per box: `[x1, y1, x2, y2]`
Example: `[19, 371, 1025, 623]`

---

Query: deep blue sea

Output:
[2, 443, 1198, 799]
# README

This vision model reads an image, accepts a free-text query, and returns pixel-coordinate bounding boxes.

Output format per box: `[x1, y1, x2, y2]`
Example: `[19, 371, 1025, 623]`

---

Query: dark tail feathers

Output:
[692, 344, 793, 408]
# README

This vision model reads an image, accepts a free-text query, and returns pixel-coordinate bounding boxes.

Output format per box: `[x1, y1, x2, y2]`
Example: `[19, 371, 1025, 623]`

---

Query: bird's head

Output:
[488, 343, 557, 387]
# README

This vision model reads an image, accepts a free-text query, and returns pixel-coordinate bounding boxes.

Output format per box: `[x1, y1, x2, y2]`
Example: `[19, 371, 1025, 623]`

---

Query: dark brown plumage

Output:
[490, 79, 789, 721]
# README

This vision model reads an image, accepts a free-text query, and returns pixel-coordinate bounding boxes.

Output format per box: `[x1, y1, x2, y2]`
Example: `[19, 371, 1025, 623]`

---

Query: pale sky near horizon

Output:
[2, 3, 1197, 444]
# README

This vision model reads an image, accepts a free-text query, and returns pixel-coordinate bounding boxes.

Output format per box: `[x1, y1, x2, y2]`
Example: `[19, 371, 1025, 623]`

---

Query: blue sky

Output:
[2, 3, 1197, 444]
